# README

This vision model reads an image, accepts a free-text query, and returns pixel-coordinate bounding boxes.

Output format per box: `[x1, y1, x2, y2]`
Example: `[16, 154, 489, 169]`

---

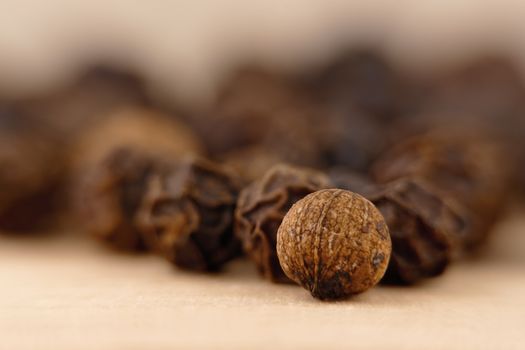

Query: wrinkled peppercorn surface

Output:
[235, 164, 330, 283]
[138, 156, 241, 271]
[277, 189, 391, 300]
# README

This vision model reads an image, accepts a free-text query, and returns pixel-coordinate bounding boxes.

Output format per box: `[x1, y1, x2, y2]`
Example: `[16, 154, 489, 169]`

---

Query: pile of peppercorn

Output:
[0, 51, 523, 300]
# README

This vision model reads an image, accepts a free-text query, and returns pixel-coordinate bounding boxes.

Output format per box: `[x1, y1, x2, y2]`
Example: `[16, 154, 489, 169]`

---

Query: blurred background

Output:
[2, 1, 525, 104]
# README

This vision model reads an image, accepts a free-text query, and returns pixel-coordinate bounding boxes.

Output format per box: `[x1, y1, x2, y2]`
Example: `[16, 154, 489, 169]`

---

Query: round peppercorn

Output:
[234, 164, 330, 283]
[277, 189, 391, 300]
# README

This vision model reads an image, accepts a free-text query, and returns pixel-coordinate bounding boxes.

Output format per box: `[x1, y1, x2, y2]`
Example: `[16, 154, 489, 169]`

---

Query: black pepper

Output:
[234, 164, 331, 283]
[331, 169, 470, 284]
[0, 107, 65, 231]
[369, 178, 469, 284]
[277, 189, 391, 300]
[196, 67, 324, 167]
[137, 156, 241, 271]
[371, 129, 511, 249]
[74, 106, 203, 251]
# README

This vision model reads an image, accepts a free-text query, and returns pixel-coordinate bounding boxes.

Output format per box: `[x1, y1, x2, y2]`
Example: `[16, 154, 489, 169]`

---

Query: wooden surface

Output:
[0, 206, 524, 350]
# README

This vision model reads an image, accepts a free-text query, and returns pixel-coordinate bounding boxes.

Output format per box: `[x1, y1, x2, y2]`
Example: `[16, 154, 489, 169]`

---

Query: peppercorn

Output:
[18, 66, 149, 138]
[234, 164, 331, 283]
[277, 189, 391, 300]
[313, 107, 384, 171]
[74, 106, 203, 251]
[369, 178, 469, 284]
[2, 68, 149, 233]
[196, 67, 324, 167]
[371, 129, 511, 249]
[330, 170, 469, 284]
[0, 106, 65, 231]
[301, 50, 421, 170]
[413, 57, 525, 137]
[398, 57, 525, 192]
[137, 156, 241, 271]
[78, 148, 159, 250]
[304, 50, 412, 121]
[70, 106, 203, 170]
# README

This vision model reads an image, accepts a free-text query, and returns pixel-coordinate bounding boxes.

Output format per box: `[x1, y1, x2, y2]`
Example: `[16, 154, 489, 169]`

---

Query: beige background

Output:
[0, 204, 524, 350]
[2, 1, 525, 105]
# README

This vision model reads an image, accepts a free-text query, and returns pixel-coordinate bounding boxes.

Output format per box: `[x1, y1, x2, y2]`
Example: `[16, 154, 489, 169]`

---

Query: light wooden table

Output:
[1, 206, 524, 350]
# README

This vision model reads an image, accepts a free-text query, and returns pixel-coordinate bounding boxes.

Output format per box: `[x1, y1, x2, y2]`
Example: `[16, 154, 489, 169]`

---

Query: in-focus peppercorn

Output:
[137, 156, 241, 271]
[235, 164, 330, 283]
[277, 189, 391, 300]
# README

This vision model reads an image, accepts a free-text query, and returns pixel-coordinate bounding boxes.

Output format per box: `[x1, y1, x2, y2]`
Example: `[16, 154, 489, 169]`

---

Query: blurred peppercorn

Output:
[137, 156, 241, 271]
[73, 106, 204, 251]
